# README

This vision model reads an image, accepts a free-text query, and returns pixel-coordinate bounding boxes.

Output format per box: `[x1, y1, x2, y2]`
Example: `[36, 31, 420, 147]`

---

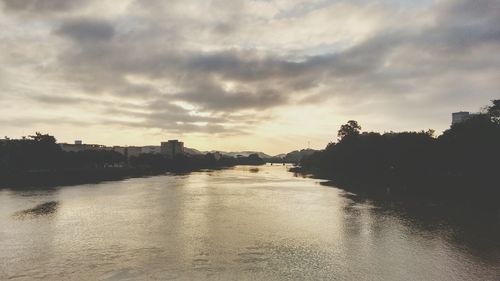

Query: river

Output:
[1, 165, 499, 280]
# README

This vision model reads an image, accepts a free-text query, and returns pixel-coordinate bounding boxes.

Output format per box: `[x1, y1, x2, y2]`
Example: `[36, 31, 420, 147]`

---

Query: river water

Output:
[1, 165, 499, 280]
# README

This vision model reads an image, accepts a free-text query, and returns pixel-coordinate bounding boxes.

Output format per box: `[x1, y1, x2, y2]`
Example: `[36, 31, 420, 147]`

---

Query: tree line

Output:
[0, 134, 126, 172]
[0, 134, 265, 187]
[0, 135, 265, 174]
[298, 100, 500, 199]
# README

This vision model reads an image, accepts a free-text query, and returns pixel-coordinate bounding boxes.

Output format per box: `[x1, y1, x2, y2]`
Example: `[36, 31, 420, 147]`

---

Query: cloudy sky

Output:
[0, 0, 499, 154]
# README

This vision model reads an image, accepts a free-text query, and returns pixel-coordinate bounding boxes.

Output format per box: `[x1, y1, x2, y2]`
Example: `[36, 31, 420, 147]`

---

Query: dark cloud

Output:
[52, 44, 308, 111]
[187, 50, 313, 82]
[31, 94, 88, 105]
[434, 0, 500, 50]
[1, 0, 89, 12]
[178, 80, 288, 111]
[56, 18, 115, 42]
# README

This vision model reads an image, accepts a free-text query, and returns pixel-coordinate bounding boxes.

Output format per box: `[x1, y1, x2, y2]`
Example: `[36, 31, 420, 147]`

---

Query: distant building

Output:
[161, 140, 184, 157]
[141, 146, 161, 154]
[59, 141, 145, 158]
[60, 140, 82, 152]
[112, 146, 127, 155]
[126, 146, 142, 158]
[84, 144, 108, 151]
[452, 111, 478, 126]
[59, 140, 185, 158]
[60, 140, 107, 152]
[452, 112, 470, 125]
[60, 143, 83, 152]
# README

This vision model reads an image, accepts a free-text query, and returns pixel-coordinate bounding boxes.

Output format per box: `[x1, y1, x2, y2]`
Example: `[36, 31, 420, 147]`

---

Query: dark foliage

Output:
[129, 152, 264, 171]
[300, 100, 500, 200]
[337, 120, 361, 140]
[0, 133, 125, 173]
[0, 134, 265, 188]
[0, 133, 62, 172]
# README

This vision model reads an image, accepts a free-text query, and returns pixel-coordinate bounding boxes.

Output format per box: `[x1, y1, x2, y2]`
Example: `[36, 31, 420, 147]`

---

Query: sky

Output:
[0, 0, 499, 154]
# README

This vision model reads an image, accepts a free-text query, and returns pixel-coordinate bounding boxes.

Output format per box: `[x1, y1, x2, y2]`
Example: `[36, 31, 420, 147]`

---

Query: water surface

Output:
[1, 165, 499, 280]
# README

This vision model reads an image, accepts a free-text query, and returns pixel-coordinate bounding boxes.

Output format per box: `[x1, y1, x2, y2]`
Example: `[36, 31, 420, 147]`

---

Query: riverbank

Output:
[0, 168, 162, 189]
[289, 166, 500, 205]
[0, 166, 234, 189]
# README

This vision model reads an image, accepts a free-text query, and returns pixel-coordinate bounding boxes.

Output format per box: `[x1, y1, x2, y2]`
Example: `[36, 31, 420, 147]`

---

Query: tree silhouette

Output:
[299, 100, 500, 200]
[338, 120, 362, 140]
[487, 99, 500, 122]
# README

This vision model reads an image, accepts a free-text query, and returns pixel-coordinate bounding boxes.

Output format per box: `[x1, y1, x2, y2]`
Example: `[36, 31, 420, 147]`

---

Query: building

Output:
[141, 146, 161, 154]
[59, 142, 83, 152]
[59, 141, 146, 159]
[452, 112, 471, 125]
[126, 146, 142, 158]
[59, 140, 185, 158]
[112, 146, 141, 158]
[112, 146, 127, 155]
[452, 111, 478, 126]
[63, 140, 85, 152]
[60, 140, 107, 152]
[161, 140, 184, 157]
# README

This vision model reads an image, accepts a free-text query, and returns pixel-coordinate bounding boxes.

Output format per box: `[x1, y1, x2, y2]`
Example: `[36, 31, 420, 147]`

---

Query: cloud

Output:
[1, 116, 93, 128]
[178, 82, 288, 111]
[1, 0, 500, 145]
[56, 18, 115, 42]
[1, 0, 90, 13]
[30, 94, 88, 105]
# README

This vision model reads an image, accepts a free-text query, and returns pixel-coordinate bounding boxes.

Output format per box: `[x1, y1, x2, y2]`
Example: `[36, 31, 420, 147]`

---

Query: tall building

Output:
[452, 111, 475, 125]
[161, 140, 184, 157]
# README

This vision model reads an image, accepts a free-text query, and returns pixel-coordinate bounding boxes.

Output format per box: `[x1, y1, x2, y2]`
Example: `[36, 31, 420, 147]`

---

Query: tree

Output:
[424, 129, 435, 137]
[29, 132, 57, 144]
[487, 99, 500, 122]
[338, 120, 362, 140]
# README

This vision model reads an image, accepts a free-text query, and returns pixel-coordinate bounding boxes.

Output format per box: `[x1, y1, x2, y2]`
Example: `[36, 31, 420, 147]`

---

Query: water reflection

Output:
[0, 165, 498, 280]
[14, 201, 59, 219]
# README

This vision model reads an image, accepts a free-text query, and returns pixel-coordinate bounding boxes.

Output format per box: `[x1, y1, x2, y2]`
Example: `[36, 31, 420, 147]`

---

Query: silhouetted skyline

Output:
[1, 0, 499, 154]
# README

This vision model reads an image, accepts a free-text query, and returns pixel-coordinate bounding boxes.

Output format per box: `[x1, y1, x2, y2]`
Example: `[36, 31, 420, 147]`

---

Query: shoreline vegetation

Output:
[0, 137, 266, 189]
[292, 100, 500, 203]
